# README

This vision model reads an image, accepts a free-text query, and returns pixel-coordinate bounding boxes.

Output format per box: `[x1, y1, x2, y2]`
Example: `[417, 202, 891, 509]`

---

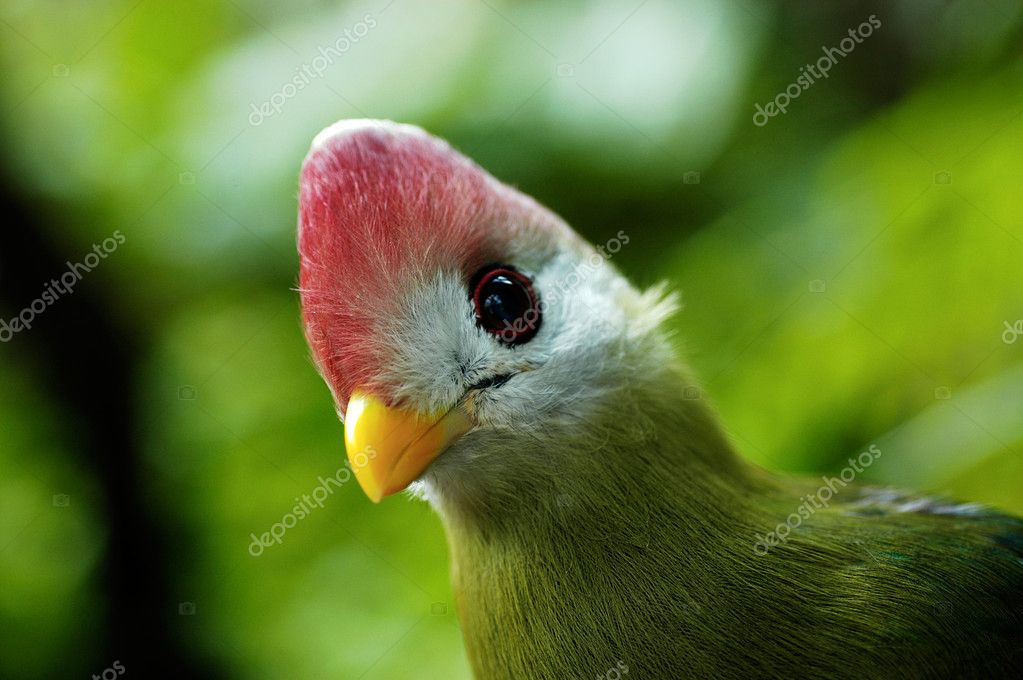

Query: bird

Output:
[296, 119, 1023, 679]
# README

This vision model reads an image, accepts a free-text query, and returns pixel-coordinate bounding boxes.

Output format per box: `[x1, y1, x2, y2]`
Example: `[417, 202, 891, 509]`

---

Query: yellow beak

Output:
[344, 389, 472, 502]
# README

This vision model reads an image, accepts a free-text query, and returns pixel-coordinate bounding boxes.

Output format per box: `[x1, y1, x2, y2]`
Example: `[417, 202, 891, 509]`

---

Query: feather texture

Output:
[297, 120, 1023, 679]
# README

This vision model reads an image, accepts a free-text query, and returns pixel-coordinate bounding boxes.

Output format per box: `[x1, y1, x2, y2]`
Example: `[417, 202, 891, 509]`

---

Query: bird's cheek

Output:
[343, 389, 472, 502]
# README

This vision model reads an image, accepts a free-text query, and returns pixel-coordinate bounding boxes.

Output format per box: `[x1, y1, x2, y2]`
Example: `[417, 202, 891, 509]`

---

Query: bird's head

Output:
[298, 120, 680, 516]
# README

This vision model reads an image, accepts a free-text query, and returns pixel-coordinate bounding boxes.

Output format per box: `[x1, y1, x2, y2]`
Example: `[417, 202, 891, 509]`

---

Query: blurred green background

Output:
[1, 0, 1022, 677]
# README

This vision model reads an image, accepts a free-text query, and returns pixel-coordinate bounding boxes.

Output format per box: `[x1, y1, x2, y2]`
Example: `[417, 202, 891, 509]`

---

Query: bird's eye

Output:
[470, 264, 541, 345]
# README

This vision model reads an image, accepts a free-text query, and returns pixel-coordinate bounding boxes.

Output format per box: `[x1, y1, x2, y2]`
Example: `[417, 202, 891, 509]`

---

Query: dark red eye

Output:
[470, 264, 541, 345]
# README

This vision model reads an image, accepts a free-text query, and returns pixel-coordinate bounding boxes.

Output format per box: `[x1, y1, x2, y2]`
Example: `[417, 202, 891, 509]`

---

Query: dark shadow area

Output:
[0, 172, 212, 678]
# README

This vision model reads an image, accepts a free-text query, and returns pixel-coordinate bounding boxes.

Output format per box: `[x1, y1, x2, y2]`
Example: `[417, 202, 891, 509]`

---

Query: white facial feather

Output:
[367, 232, 679, 509]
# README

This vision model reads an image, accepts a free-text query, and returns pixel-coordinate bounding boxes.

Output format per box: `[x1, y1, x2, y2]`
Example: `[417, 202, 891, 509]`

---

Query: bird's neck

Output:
[436, 361, 780, 678]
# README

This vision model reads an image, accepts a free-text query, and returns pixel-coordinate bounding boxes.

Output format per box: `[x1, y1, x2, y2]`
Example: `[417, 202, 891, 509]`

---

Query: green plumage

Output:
[297, 119, 1022, 678]
[435, 364, 1023, 679]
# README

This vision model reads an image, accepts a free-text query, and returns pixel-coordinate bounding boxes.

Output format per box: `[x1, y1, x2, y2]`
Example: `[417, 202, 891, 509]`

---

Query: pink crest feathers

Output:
[297, 119, 567, 409]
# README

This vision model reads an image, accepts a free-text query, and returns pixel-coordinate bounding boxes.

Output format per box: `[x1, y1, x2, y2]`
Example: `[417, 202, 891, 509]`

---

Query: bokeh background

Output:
[2, 0, 1022, 677]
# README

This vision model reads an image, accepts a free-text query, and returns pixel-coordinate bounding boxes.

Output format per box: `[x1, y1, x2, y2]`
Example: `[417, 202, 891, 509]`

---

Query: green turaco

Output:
[296, 119, 1023, 679]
